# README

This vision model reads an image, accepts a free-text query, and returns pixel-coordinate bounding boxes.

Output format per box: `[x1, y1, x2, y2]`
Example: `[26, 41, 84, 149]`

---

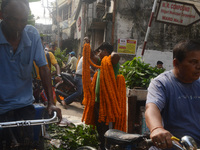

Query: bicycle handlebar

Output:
[0, 111, 58, 128]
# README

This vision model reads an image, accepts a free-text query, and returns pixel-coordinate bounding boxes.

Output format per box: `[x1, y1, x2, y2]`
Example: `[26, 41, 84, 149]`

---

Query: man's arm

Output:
[111, 52, 120, 65]
[48, 52, 61, 76]
[53, 63, 61, 76]
[145, 103, 163, 132]
[39, 65, 62, 122]
[90, 68, 96, 74]
[145, 103, 173, 148]
[67, 57, 73, 66]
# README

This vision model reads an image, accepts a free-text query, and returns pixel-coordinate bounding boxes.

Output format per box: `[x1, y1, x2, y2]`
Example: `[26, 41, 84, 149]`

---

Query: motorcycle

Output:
[76, 129, 198, 150]
[104, 129, 198, 150]
[55, 72, 83, 105]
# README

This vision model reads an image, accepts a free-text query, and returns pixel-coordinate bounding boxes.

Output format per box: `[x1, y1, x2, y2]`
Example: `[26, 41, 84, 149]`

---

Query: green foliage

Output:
[119, 57, 165, 89]
[46, 124, 99, 150]
[54, 48, 69, 68]
[28, 11, 35, 26]
[40, 33, 45, 37]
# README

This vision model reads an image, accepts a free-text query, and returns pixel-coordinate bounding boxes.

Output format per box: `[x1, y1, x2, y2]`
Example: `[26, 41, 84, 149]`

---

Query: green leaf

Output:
[119, 57, 165, 89]
[46, 124, 98, 149]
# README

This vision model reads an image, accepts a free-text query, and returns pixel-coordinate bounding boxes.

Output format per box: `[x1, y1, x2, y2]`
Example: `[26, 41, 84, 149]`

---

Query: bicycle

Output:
[0, 104, 59, 150]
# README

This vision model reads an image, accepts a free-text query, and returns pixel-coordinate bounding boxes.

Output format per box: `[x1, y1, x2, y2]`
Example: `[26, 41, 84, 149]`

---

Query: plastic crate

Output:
[33, 104, 45, 141]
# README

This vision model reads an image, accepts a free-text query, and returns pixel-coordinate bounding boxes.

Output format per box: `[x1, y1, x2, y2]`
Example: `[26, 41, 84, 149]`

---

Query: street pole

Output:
[141, 0, 158, 59]
[56, 0, 60, 48]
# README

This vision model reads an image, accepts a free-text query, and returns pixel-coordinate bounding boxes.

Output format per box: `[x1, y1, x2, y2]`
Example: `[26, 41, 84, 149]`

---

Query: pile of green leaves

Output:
[119, 57, 165, 89]
[54, 48, 69, 68]
[46, 124, 99, 150]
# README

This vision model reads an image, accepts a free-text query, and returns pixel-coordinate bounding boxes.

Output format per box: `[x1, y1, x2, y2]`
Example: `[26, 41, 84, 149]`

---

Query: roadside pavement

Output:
[56, 101, 84, 126]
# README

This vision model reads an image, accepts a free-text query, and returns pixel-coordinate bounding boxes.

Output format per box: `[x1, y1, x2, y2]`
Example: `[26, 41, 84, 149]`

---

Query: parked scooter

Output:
[55, 72, 83, 105]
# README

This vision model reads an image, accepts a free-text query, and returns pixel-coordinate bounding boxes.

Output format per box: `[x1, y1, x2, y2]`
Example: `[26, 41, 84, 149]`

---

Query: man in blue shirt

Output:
[0, 0, 62, 147]
[145, 40, 200, 149]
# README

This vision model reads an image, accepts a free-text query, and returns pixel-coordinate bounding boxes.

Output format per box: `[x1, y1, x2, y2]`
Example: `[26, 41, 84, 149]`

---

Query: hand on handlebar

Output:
[150, 127, 173, 149]
[47, 104, 62, 124]
[54, 76, 62, 83]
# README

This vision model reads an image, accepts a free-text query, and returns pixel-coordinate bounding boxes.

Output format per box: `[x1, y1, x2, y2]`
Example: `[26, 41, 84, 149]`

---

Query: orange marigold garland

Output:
[115, 75, 127, 131]
[82, 72, 98, 125]
[82, 43, 127, 132]
[99, 56, 120, 124]
[82, 43, 101, 126]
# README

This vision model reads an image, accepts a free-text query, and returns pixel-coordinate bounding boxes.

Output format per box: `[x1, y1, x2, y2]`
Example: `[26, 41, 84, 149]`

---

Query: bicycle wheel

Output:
[76, 146, 97, 150]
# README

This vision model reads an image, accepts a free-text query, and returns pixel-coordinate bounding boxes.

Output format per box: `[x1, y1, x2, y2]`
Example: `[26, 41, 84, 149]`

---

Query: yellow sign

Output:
[117, 39, 137, 54]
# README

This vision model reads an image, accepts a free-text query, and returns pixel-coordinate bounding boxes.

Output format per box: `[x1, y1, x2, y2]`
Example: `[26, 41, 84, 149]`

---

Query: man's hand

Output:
[47, 103, 62, 124]
[150, 126, 173, 149]
[54, 76, 62, 84]
[111, 52, 120, 65]
[146, 103, 173, 149]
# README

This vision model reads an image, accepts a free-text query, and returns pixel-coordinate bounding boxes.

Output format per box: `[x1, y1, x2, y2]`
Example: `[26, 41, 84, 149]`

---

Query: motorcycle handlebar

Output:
[139, 139, 186, 150]
[0, 111, 58, 128]
[142, 139, 194, 150]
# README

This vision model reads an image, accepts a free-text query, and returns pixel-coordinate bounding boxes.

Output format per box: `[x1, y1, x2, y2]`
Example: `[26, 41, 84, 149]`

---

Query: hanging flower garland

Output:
[81, 43, 127, 132]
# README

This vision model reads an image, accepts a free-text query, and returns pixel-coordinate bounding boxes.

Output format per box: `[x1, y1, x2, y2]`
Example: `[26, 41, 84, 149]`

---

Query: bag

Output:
[40, 87, 57, 105]
[45, 51, 51, 69]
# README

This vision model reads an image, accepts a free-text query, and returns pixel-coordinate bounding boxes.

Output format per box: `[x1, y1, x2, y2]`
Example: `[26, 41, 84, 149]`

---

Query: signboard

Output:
[156, 0, 200, 26]
[76, 7, 82, 39]
[117, 39, 137, 55]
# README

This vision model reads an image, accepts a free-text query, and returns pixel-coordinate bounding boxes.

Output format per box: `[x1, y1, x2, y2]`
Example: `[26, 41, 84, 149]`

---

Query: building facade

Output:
[52, 0, 200, 65]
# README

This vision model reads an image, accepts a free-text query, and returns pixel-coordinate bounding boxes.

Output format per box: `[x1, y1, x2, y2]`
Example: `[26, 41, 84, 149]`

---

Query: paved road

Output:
[56, 101, 84, 125]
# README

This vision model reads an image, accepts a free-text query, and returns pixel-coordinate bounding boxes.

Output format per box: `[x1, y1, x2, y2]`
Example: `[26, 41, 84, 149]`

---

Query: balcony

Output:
[89, 18, 106, 30]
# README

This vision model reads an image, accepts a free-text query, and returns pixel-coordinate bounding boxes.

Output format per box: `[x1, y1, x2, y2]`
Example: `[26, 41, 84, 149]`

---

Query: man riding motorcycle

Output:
[145, 40, 200, 149]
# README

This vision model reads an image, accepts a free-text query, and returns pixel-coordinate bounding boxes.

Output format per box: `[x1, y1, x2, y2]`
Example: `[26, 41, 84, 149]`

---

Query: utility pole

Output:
[56, 0, 60, 48]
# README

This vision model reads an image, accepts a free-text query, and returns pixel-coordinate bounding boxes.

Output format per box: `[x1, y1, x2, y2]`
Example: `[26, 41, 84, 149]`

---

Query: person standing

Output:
[32, 37, 61, 103]
[67, 51, 78, 74]
[145, 40, 200, 149]
[0, 0, 62, 147]
[95, 42, 120, 150]
[33, 37, 61, 79]
[81, 41, 127, 150]
[156, 60, 164, 69]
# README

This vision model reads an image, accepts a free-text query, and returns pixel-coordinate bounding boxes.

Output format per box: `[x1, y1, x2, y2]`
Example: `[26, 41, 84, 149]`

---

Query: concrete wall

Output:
[119, 48, 173, 71]
[136, 48, 173, 71]
[115, 13, 134, 39]
[114, 0, 200, 52]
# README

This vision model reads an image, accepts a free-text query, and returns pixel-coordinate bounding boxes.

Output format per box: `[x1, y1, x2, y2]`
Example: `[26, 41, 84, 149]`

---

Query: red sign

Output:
[77, 17, 81, 32]
[156, 0, 200, 26]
